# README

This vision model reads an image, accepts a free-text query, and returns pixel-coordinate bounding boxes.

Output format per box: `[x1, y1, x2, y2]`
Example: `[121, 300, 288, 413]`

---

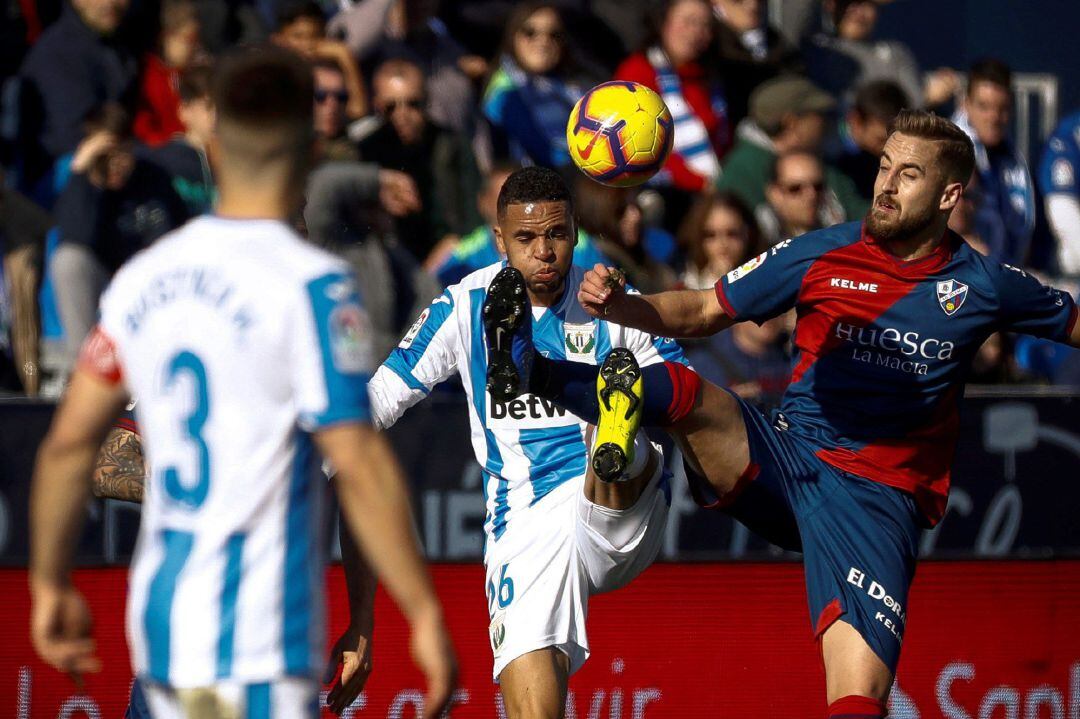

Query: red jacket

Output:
[133, 54, 183, 147]
[614, 52, 731, 192]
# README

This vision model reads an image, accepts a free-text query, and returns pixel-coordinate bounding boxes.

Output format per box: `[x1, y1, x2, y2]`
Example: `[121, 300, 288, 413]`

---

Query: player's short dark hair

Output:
[178, 61, 213, 103]
[275, 0, 324, 31]
[967, 57, 1012, 95]
[890, 109, 975, 185]
[212, 46, 314, 172]
[853, 80, 910, 124]
[497, 166, 574, 218]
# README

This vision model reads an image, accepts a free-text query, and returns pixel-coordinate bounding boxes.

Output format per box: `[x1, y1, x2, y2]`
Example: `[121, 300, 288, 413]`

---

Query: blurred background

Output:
[1, 1, 1079, 717]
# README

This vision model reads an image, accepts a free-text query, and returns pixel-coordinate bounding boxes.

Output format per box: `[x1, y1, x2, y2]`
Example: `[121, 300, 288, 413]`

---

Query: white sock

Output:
[590, 429, 652, 480]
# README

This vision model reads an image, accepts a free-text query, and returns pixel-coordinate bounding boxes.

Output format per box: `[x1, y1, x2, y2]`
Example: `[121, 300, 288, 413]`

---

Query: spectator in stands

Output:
[272, 0, 367, 119]
[0, 183, 52, 395]
[717, 75, 864, 220]
[711, 0, 804, 127]
[614, 0, 729, 192]
[18, 0, 139, 192]
[804, 0, 958, 109]
[483, 3, 591, 172]
[358, 58, 481, 264]
[678, 191, 761, 290]
[575, 178, 678, 294]
[968, 332, 1022, 384]
[303, 161, 436, 361]
[948, 173, 1000, 258]
[434, 162, 611, 287]
[758, 151, 842, 245]
[1037, 109, 1080, 275]
[132, 0, 202, 147]
[51, 104, 186, 364]
[953, 58, 1036, 266]
[830, 80, 909, 202]
[332, 0, 480, 137]
[684, 314, 791, 402]
[144, 63, 216, 216]
[435, 163, 516, 287]
[313, 60, 359, 163]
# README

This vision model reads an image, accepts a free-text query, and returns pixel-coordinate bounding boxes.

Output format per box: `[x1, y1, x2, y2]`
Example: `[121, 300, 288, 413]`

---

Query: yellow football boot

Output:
[592, 347, 644, 482]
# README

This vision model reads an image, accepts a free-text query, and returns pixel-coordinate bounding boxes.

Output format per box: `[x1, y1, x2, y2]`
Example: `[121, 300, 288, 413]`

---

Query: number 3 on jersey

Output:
[163, 350, 211, 508]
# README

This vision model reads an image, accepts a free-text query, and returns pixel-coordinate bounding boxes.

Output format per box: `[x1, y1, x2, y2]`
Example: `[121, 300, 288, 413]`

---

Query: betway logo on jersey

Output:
[486, 392, 580, 429]
[835, 322, 954, 376]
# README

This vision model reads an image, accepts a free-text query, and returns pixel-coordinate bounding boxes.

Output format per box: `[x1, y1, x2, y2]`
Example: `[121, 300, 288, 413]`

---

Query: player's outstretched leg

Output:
[592, 348, 643, 482]
[484, 266, 534, 403]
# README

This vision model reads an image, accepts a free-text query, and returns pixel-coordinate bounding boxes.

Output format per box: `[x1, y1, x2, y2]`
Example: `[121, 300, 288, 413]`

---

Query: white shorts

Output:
[483, 451, 670, 681]
[142, 677, 318, 719]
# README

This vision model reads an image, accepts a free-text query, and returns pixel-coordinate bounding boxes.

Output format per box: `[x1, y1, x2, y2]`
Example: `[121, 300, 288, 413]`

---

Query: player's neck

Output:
[214, 185, 295, 222]
[528, 284, 564, 309]
[877, 221, 950, 262]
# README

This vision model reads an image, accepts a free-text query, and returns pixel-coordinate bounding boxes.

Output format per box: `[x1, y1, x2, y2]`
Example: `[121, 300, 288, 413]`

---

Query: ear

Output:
[493, 223, 507, 255]
[939, 181, 964, 212]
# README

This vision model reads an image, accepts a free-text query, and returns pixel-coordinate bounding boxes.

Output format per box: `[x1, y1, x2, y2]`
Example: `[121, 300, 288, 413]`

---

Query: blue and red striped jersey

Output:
[716, 221, 1077, 524]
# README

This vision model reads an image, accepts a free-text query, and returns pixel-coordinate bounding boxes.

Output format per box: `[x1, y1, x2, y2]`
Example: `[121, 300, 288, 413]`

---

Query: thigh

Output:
[669, 379, 751, 498]
[576, 447, 670, 595]
[499, 647, 570, 719]
[799, 470, 921, 677]
[484, 484, 590, 682]
[684, 390, 803, 552]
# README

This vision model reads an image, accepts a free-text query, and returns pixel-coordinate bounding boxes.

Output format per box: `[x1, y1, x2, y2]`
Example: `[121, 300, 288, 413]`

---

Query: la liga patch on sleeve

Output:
[329, 302, 373, 374]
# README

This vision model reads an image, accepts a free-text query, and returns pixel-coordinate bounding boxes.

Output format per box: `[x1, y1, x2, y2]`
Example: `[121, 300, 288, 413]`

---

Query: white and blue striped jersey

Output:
[368, 262, 687, 544]
[95, 216, 373, 688]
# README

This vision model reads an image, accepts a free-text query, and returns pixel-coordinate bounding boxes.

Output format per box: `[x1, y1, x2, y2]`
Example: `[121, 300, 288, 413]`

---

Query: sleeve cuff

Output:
[714, 280, 738, 320]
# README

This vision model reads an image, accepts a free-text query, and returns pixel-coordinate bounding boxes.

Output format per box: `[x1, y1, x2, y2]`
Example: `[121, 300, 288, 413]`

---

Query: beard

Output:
[864, 195, 938, 243]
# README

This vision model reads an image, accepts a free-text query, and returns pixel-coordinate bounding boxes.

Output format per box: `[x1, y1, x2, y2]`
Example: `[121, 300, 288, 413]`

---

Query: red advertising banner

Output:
[3, 561, 1079, 718]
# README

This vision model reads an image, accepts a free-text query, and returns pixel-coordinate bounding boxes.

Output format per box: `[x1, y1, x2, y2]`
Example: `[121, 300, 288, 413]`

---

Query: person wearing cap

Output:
[716, 75, 866, 221]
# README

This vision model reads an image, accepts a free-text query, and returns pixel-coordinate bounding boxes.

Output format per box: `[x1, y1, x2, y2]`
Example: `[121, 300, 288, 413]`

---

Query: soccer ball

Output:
[566, 81, 674, 188]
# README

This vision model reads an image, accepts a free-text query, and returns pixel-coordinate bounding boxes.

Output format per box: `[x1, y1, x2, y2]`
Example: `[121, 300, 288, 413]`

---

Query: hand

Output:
[378, 170, 422, 217]
[323, 627, 373, 715]
[924, 68, 960, 107]
[70, 132, 117, 176]
[578, 264, 626, 319]
[456, 55, 489, 80]
[409, 607, 457, 719]
[314, 38, 354, 63]
[30, 582, 101, 684]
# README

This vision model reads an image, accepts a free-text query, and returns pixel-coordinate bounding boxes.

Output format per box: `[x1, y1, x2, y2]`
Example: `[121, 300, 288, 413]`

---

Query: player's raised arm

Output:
[578, 263, 733, 338]
[30, 332, 131, 681]
[315, 424, 457, 719]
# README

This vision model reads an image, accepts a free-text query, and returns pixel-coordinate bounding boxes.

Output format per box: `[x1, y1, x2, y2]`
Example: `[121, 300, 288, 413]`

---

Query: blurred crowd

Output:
[1, 0, 1079, 403]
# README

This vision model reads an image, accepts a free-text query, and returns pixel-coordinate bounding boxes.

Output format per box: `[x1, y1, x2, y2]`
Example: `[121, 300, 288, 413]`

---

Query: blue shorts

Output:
[687, 393, 922, 672]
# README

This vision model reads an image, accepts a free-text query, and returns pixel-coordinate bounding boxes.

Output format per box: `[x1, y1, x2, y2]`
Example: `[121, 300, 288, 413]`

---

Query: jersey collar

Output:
[860, 223, 959, 277]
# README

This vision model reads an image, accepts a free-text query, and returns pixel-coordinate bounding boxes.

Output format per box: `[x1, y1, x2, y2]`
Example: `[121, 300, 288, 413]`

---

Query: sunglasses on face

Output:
[315, 89, 348, 104]
[519, 25, 565, 42]
[380, 97, 425, 114]
[780, 180, 825, 195]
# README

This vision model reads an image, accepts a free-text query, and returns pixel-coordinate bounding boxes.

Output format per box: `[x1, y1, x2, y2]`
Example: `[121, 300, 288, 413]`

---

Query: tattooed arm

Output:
[91, 427, 146, 502]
